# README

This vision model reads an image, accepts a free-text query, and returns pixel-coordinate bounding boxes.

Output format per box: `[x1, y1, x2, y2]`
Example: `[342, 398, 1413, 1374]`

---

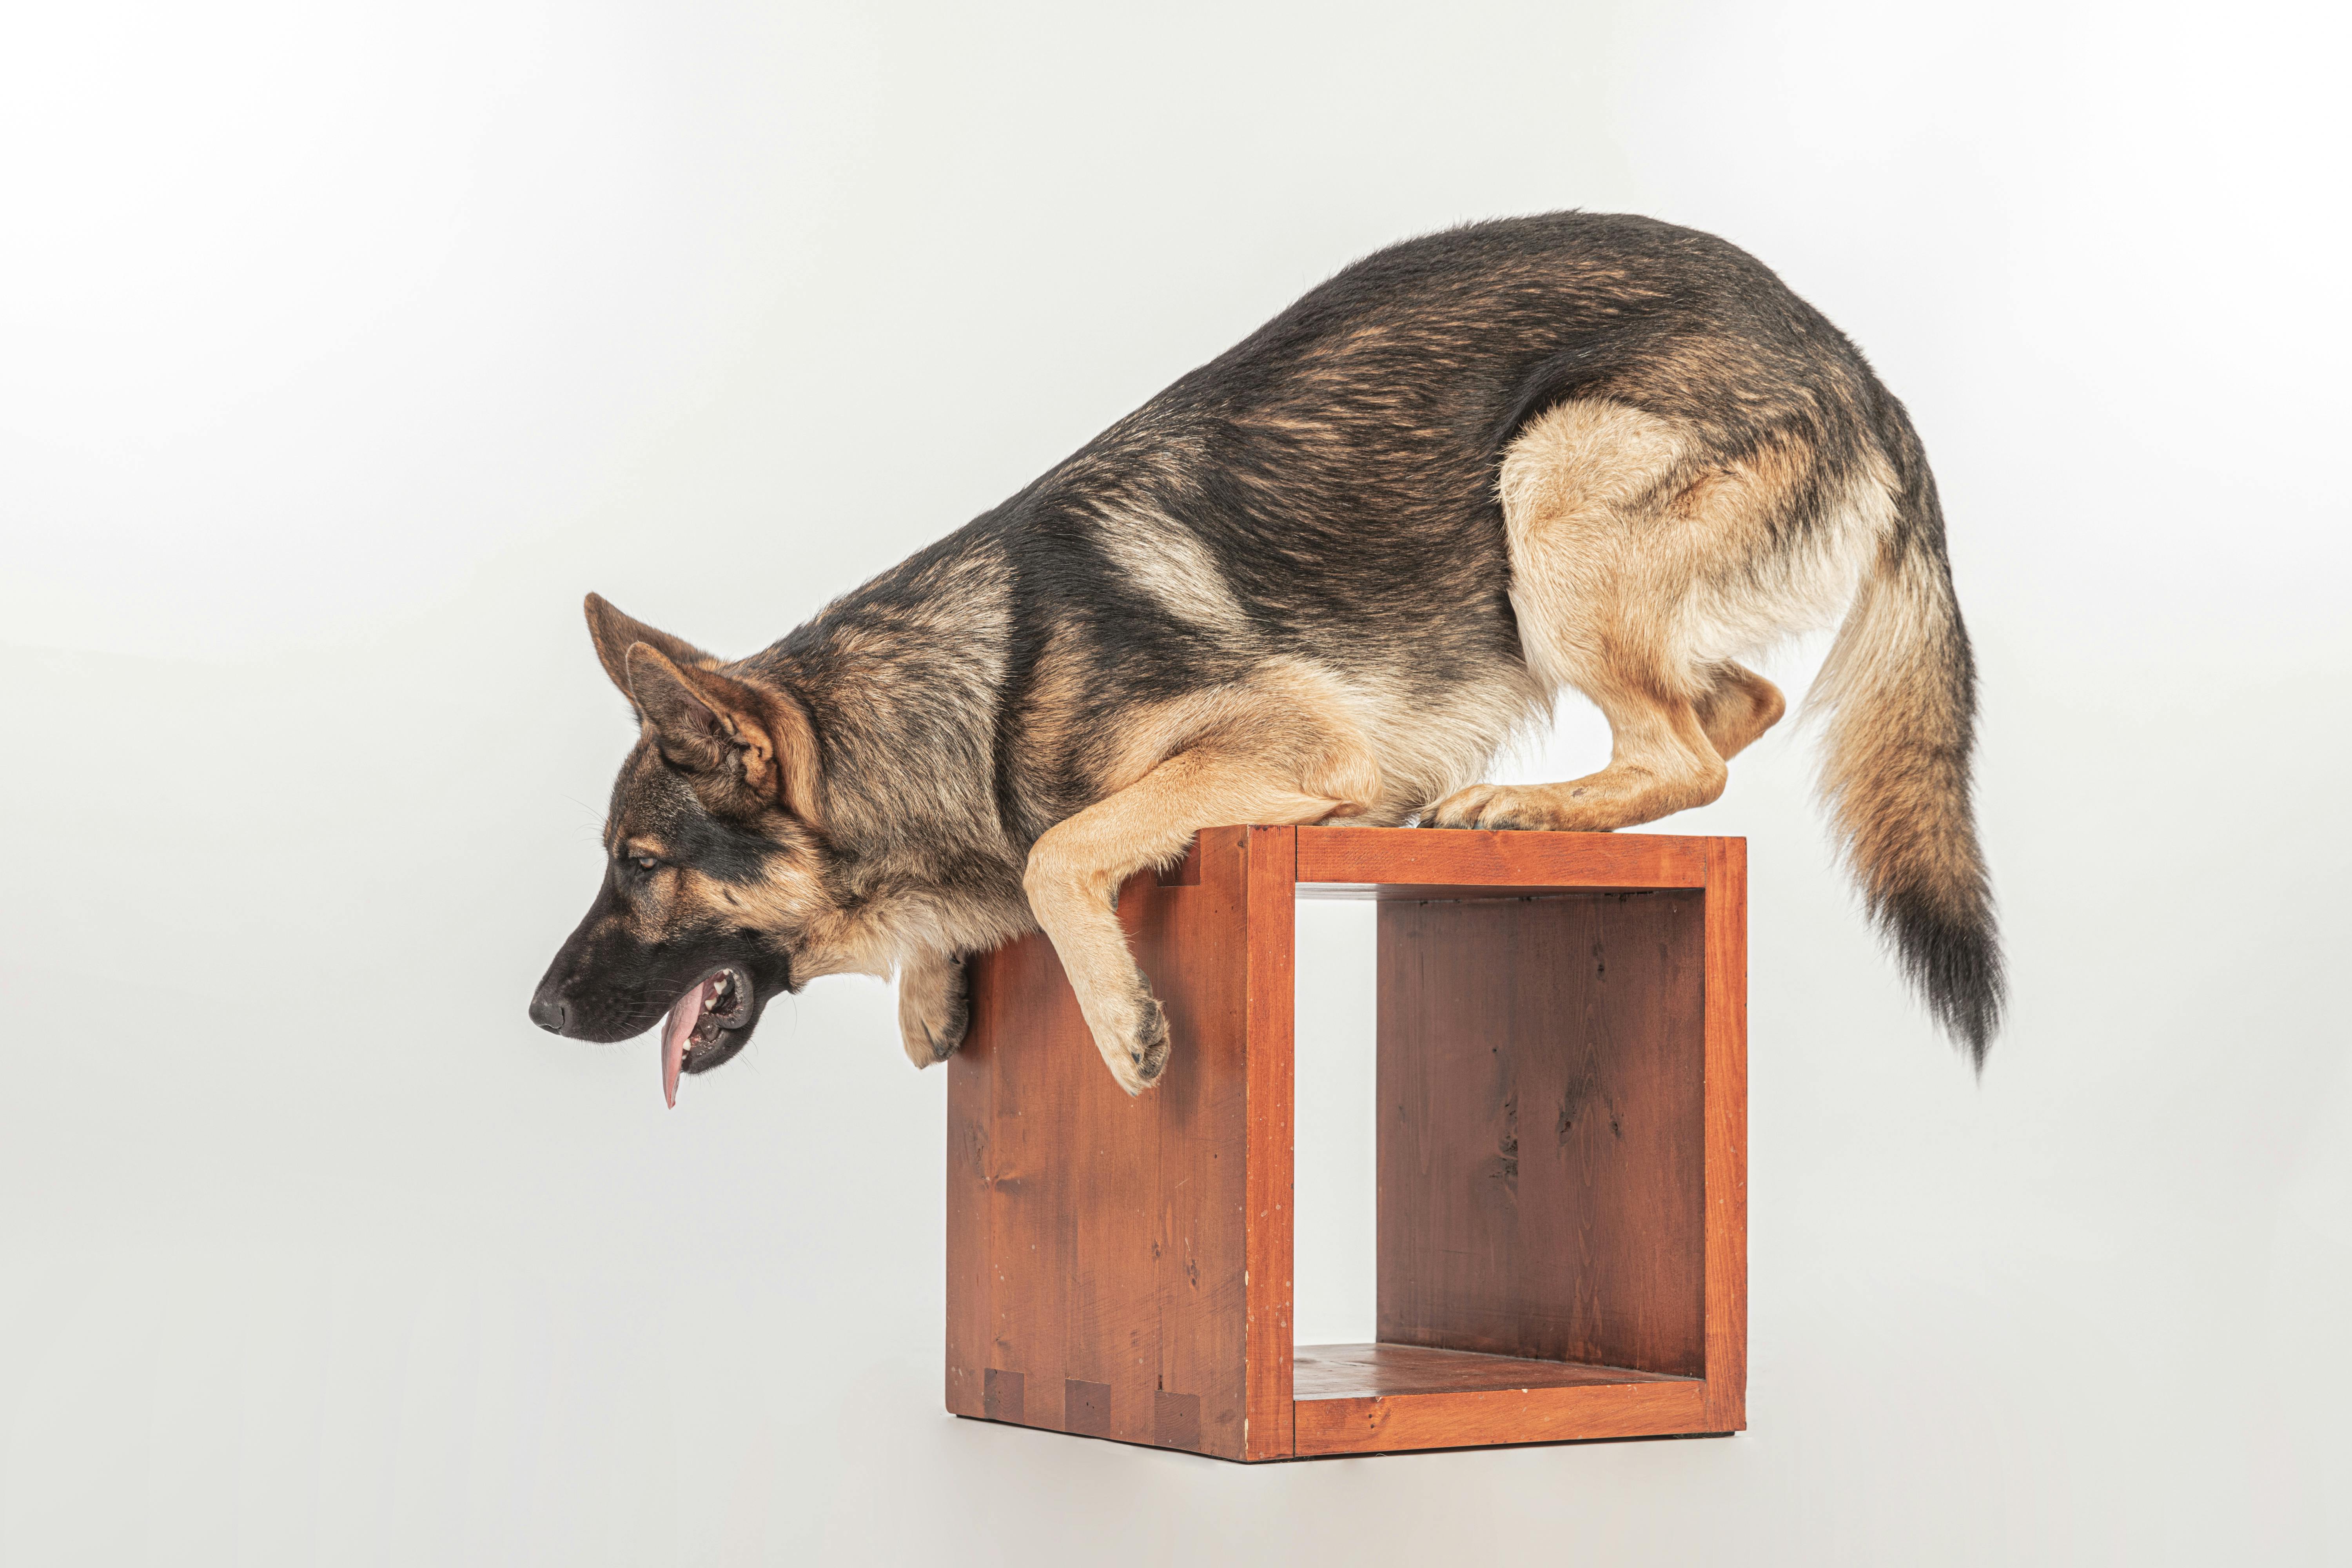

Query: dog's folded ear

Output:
[584, 593, 717, 702]
[624, 642, 824, 825]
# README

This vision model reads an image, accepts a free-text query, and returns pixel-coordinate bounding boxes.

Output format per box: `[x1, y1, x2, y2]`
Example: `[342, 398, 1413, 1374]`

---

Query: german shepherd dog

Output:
[529, 212, 2002, 1103]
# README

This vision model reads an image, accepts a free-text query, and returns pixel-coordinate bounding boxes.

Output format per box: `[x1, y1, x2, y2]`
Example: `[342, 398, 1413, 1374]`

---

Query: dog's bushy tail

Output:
[1811, 410, 2004, 1065]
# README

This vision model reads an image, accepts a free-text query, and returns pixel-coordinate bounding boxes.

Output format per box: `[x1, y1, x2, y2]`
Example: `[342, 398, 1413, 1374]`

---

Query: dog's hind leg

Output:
[1428, 398, 1827, 832]
[1429, 659, 1729, 831]
[1694, 660, 1787, 762]
[1024, 734, 1372, 1094]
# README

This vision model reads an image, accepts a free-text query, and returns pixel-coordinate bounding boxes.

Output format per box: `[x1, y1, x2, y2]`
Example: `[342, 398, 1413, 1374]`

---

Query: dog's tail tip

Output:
[1876, 880, 2005, 1073]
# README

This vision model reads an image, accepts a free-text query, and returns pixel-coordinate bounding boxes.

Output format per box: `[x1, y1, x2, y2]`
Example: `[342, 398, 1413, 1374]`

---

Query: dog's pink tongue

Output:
[660, 979, 712, 1109]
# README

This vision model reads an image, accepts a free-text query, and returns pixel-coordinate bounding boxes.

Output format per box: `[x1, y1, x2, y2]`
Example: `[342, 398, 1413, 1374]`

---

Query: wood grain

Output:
[945, 826, 1272, 1460]
[1292, 1342, 1688, 1399]
[1376, 892, 1708, 1376]
[1139, 826, 1258, 1455]
[1293, 1378, 1717, 1457]
[943, 972, 993, 1420]
[1702, 837, 1749, 1432]
[1297, 826, 1710, 891]
[1240, 826, 1297, 1460]
[950, 824, 1745, 1460]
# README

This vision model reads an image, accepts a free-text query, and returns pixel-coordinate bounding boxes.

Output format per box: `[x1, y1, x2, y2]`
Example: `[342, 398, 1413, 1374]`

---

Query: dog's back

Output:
[997, 213, 1999, 1065]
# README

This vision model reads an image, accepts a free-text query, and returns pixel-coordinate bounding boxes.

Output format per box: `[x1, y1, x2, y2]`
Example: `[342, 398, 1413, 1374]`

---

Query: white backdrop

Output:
[4, 2, 2347, 1563]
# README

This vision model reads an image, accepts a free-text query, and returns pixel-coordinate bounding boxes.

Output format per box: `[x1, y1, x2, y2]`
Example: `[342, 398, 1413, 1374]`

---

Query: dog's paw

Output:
[1092, 989, 1171, 1096]
[1426, 782, 1618, 833]
[1426, 783, 1550, 831]
[898, 952, 969, 1069]
[1131, 994, 1170, 1086]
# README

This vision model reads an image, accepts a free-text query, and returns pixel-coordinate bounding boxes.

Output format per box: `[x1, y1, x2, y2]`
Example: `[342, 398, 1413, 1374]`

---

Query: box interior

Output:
[1292, 883, 1709, 1410]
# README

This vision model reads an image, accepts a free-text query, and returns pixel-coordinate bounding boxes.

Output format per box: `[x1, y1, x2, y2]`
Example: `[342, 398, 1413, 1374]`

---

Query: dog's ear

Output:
[584, 593, 716, 703]
[624, 643, 824, 825]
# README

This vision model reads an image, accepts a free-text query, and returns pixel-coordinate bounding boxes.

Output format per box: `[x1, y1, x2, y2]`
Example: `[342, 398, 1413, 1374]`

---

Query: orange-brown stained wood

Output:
[1376, 891, 1708, 1375]
[1292, 1377, 1717, 1457]
[1241, 826, 1298, 1459]
[1702, 837, 1750, 1432]
[1297, 826, 1710, 890]
[946, 826, 1268, 1460]
[942, 981, 993, 1421]
[1293, 1343, 1689, 1399]
[948, 825, 1745, 1460]
[1132, 828, 1255, 1456]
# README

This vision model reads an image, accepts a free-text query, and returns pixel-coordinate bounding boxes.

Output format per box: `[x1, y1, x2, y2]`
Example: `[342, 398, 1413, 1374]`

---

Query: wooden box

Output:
[945, 825, 1746, 1460]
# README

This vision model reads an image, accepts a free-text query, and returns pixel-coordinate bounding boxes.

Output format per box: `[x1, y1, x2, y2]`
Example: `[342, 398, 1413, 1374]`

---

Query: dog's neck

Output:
[745, 530, 1036, 960]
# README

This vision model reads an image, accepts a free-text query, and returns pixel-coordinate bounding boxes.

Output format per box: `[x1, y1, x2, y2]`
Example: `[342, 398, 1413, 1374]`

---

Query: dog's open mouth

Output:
[660, 965, 754, 1107]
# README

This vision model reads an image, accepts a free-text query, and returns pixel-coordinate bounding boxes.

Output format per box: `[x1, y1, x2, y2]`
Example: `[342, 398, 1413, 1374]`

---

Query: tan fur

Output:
[896, 946, 969, 1067]
[1809, 545, 1984, 923]
[602, 740, 1000, 1000]
[1022, 663, 1381, 1093]
[1091, 505, 1252, 635]
[1003, 617, 1093, 816]
[626, 643, 827, 825]
[1428, 399, 1882, 831]
[585, 592, 719, 684]
[1025, 751, 1350, 1094]
[1693, 661, 1788, 760]
[722, 841, 1027, 991]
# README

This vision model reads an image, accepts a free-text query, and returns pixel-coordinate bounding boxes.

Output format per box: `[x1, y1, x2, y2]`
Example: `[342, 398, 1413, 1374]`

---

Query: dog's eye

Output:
[633, 855, 659, 871]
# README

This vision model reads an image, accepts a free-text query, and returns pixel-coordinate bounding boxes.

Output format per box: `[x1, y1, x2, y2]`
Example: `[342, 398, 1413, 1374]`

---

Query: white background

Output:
[4, 2, 2347, 1563]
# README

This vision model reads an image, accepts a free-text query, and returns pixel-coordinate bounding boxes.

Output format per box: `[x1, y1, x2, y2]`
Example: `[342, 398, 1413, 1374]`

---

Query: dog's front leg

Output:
[1023, 747, 1356, 1094]
[897, 946, 969, 1069]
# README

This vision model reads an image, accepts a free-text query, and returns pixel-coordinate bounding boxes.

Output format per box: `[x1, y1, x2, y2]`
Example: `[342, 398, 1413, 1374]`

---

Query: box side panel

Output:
[1297, 826, 1708, 889]
[1130, 826, 1255, 1458]
[1376, 893, 1707, 1376]
[944, 988, 994, 1419]
[947, 831, 1254, 1459]
[956, 931, 1076, 1432]
[1703, 839, 1750, 1430]
[1240, 825, 1296, 1459]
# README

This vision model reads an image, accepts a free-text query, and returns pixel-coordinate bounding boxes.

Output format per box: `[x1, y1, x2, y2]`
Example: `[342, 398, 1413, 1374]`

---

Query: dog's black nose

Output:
[528, 990, 569, 1034]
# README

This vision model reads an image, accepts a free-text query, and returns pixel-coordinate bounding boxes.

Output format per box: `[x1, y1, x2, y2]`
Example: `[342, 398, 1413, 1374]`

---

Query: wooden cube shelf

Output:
[945, 825, 1746, 1460]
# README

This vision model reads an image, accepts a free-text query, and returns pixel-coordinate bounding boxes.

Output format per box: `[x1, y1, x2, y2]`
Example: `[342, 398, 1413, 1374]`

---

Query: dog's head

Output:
[529, 594, 840, 1104]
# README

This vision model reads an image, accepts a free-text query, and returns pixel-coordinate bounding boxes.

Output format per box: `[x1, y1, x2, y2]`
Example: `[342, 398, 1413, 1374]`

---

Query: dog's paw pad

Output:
[1130, 998, 1171, 1085]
